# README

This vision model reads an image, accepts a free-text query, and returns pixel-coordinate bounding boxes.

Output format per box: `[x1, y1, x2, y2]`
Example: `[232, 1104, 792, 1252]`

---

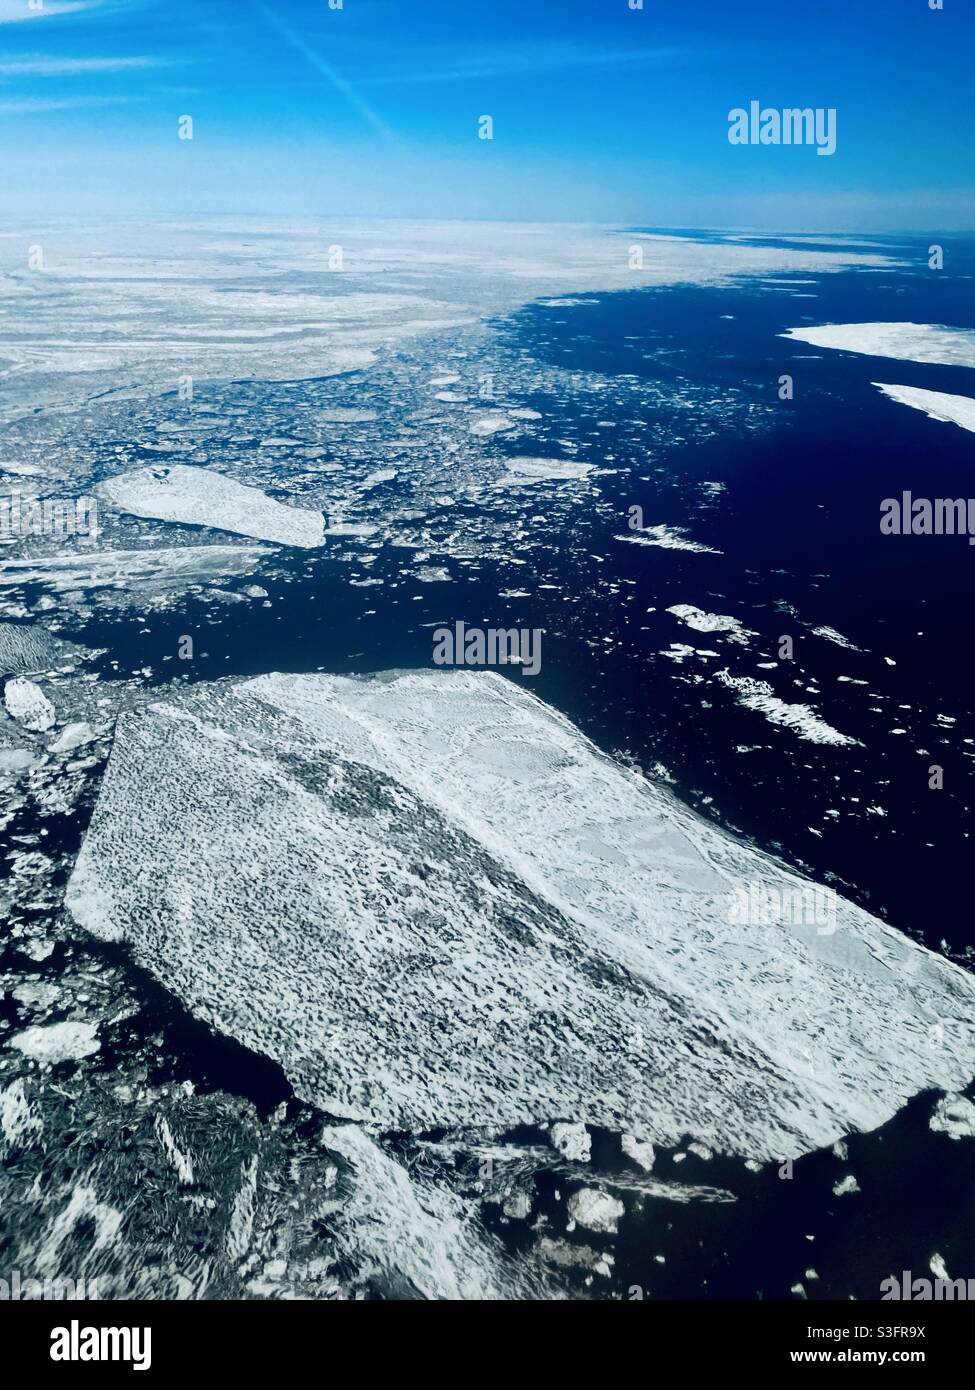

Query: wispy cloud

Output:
[0, 94, 133, 113]
[0, 55, 161, 75]
[358, 42, 689, 87]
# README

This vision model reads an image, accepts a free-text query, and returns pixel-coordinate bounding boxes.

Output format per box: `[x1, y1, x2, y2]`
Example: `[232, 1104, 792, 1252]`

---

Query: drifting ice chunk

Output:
[10, 1021, 100, 1064]
[873, 383, 975, 437]
[66, 670, 975, 1162]
[567, 1189, 624, 1235]
[4, 677, 55, 731]
[96, 465, 324, 548]
[0, 546, 271, 596]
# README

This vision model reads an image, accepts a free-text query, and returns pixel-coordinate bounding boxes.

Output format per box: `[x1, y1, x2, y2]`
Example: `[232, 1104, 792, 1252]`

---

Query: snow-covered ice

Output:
[95, 465, 325, 548]
[783, 322, 975, 368]
[715, 671, 860, 747]
[4, 676, 55, 731]
[872, 383, 975, 436]
[667, 605, 753, 645]
[10, 1022, 101, 1064]
[66, 669, 975, 1163]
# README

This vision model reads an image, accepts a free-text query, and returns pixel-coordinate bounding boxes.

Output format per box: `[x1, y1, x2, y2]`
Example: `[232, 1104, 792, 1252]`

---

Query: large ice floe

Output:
[0, 546, 271, 598]
[782, 322, 975, 368]
[872, 383, 975, 436]
[67, 669, 975, 1165]
[95, 465, 324, 548]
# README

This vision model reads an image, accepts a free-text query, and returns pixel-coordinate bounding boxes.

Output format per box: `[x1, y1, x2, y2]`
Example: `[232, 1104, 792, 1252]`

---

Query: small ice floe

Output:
[811, 625, 862, 651]
[832, 1174, 860, 1197]
[317, 408, 377, 423]
[96, 464, 325, 548]
[4, 677, 55, 731]
[567, 1188, 624, 1235]
[617, 524, 721, 554]
[501, 1190, 533, 1221]
[667, 604, 753, 646]
[621, 1134, 655, 1171]
[929, 1093, 975, 1141]
[49, 721, 97, 754]
[469, 413, 515, 436]
[361, 468, 397, 490]
[10, 1021, 100, 1064]
[716, 672, 860, 746]
[497, 457, 592, 485]
[550, 1123, 591, 1163]
[535, 1237, 613, 1277]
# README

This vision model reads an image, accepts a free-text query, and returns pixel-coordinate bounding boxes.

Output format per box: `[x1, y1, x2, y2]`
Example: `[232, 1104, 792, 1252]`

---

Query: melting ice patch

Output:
[67, 669, 975, 1164]
[95, 465, 324, 548]
[782, 322, 975, 368]
[872, 383, 975, 436]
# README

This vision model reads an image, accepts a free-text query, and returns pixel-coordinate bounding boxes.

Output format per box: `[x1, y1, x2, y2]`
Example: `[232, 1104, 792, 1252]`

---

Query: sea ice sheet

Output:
[66, 670, 975, 1162]
[782, 322, 975, 368]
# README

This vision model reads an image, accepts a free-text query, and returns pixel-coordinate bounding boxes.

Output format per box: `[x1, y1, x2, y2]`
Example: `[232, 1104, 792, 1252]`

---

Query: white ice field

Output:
[67, 669, 975, 1164]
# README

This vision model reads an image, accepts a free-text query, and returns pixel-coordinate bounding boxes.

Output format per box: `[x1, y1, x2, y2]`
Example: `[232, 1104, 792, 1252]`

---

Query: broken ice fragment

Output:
[4, 677, 55, 731]
[95, 465, 324, 548]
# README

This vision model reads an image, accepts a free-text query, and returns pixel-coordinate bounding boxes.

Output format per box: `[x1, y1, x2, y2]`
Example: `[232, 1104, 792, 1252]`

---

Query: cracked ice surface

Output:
[66, 669, 975, 1163]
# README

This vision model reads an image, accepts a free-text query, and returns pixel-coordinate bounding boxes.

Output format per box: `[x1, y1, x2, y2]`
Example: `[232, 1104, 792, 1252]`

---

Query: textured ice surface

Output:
[498, 457, 593, 485]
[0, 622, 67, 674]
[783, 322, 975, 368]
[929, 1094, 975, 1141]
[715, 671, 860, 747]
[96, 465, 324, 548]
[317, 1124, 529, 1299]
[873, 383, 975, 436]
[0, 546, 271, 595]
[0, 222, 892, 423]
[4, 676, 55, 731]
[10, 1022, 100, 1064]
[567, 1189, 624, 1234]
[67, 670, 975, 1163]
[667, 605, 753, 645]
[618, 525, 721, 554]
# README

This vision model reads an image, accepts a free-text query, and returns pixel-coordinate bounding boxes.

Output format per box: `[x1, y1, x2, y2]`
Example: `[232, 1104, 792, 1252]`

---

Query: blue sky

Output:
[1, 0, 972, 229]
